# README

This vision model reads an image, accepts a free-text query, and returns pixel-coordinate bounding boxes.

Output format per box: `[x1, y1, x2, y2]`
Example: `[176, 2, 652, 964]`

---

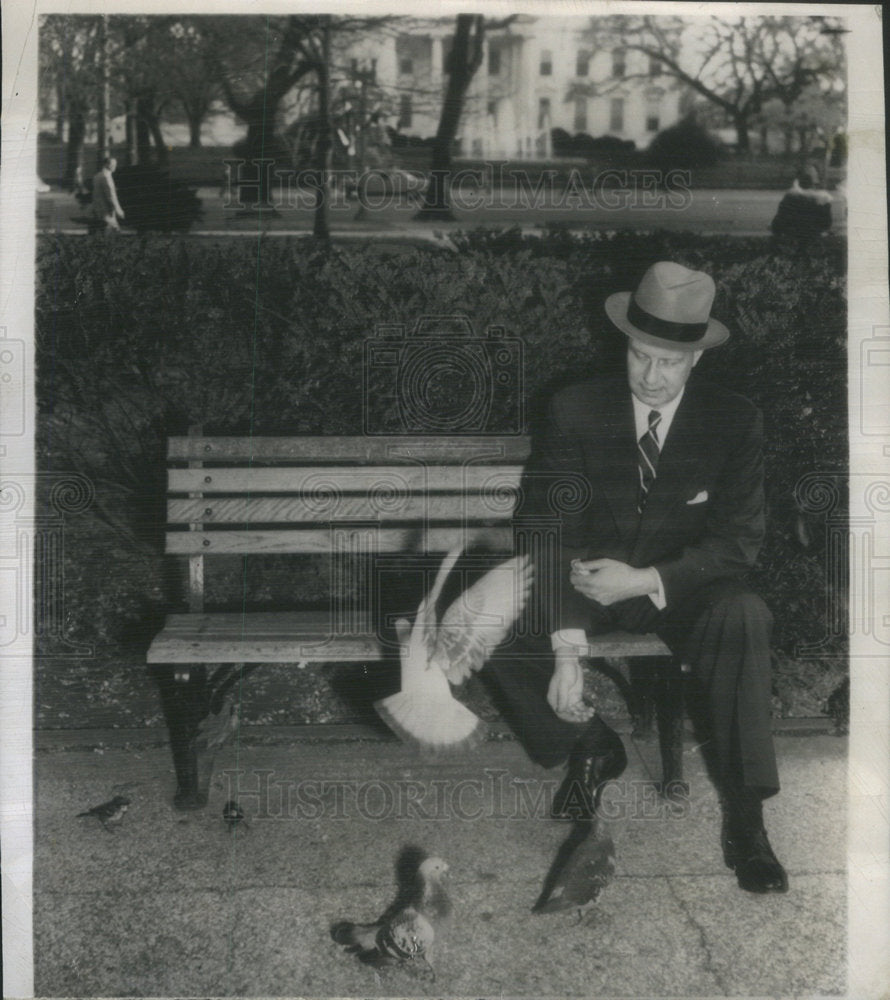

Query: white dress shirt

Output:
[551, 388, 686, 652]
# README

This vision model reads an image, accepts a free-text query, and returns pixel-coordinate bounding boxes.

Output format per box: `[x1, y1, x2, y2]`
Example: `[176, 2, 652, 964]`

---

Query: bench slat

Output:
[168, 495, 517, 524]
[169, 465, 524, 494]
[147, 611, 385, 663]
[583, 631, 672, 657]
[166, 526, 514, 554]
[147, 613, 670, 665]
[169, 436, 532, 463]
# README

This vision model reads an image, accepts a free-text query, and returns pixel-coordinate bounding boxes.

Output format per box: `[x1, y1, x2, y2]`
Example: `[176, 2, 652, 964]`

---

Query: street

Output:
[36, 183, 847, 238]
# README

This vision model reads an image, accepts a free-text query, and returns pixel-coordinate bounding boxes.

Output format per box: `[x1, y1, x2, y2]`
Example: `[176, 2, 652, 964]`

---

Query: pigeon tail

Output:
[374, 690, 487, 751]
[331, 920, 380, 952]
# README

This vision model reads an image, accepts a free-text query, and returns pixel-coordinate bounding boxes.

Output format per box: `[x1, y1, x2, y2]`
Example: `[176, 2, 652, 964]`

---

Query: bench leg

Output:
[654, 660, 687, 799]
[152, 665, 244, 810]
[626, 659, 656, 740]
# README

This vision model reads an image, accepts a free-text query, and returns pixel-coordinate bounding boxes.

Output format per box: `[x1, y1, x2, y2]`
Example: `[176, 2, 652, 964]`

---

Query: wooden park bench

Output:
[147, 433, 685, 809]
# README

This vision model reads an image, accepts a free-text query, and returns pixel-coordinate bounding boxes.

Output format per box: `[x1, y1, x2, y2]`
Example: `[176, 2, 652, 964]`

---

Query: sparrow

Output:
[375, 547, 532, 750]
[533, 819, 616, 922]
[76, 795, 130, 832]
[332, 849, 450, 977]
[223, 799, 248, 833]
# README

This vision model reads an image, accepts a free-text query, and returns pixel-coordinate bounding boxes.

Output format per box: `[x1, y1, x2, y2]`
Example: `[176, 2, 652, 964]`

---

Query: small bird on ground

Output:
[332, 850, 450, 977]
[375, 547, 532, 750]
[223, 799, 248, 833]
[533, 819, 616, 922]
[76, 795, 131, 832]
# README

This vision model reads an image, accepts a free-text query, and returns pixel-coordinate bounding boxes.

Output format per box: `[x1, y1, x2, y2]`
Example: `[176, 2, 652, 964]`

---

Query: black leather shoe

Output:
[722, 818, 789, 893]
[551, 718, 627, 820]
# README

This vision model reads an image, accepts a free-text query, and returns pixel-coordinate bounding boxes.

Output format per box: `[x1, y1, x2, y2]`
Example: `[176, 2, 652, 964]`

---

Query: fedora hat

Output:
[605, 261, 729, 351]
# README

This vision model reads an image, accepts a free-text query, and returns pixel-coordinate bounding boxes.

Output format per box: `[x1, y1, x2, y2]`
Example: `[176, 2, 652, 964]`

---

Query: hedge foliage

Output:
[36, 231, 847, 668]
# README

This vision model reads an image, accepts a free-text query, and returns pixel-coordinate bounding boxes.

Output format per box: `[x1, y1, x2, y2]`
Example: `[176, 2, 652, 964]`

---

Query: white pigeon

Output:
[374, 547, 533, 750]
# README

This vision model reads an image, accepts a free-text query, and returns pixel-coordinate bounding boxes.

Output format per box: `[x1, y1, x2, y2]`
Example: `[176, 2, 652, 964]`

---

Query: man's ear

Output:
[692, 350, 703, 367]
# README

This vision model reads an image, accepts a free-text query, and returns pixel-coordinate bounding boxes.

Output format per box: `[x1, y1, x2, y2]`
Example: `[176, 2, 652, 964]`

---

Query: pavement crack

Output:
[663, 877, 730, 994]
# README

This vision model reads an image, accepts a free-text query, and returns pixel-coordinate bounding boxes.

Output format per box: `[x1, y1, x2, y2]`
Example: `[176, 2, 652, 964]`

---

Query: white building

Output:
[375, 15, 684, 159]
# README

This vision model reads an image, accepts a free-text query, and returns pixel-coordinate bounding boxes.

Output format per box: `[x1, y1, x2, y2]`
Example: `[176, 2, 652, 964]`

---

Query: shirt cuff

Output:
[648, 568, 666, 610]
[551, 629, 589, 653]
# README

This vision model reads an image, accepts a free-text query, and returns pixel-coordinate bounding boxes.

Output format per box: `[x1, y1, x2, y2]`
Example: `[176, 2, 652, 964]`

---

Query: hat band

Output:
[627, 298, 709, 343]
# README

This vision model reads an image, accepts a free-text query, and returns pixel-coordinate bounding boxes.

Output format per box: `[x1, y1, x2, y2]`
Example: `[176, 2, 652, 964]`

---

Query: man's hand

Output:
[548, 649, 595, 723]
[570, 559, 659, 607]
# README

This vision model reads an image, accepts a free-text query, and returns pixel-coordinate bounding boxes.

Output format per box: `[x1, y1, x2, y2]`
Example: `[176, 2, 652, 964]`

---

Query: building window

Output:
[488, 47, 501, 75]
[540, 49, 552, 76]
[645, 90, 663, 132]
[609, 97, 624, 133]
[369, 58, 377, 83]
[538, 97, 551, 128]
[487, 100, 498, 124]
[574, 97, 588, 133]
[612, 50, 626, 79]
[471, 137, 483, 157]
[399, 57, 413, 76]
[399, 94, 413, 129]
[649, 56, 661, 77]
[576, 50, 590, 77]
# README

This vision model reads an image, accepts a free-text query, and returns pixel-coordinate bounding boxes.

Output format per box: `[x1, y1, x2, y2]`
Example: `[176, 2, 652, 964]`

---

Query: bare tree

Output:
[206, 13, 394, 226]
[583, 14, 845, 154]
[39, 15, 102, 187]
[415, 13, 517, 221]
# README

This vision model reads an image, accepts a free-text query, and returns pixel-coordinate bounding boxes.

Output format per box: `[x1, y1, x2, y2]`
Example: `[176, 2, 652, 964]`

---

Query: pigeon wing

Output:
[427, 554, 533, 685]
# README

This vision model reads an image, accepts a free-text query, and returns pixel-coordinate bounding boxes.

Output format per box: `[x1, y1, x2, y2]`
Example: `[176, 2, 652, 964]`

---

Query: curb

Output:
[36, 716, 842, 752]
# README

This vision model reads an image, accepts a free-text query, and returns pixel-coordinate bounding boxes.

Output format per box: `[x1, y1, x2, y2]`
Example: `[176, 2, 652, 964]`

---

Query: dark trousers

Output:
[484, 577, 779, 797]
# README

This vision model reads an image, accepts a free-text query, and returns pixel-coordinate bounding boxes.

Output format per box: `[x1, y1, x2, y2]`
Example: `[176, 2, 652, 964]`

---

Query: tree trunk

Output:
[55, 82, 66, 141]
[188, 114, 203, 148]
[64, 106, 86, 190]
[733, 112, 750, 154]
[147, 106, 169, 168]
[136, 95, 154, 166]
[312, 18, 333, 240]
[415, 14, 485, 221]
[96, 14, 109, 170]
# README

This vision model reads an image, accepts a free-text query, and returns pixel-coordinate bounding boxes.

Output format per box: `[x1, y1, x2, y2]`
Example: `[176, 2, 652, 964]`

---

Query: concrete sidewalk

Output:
[35, 728, 846, 997]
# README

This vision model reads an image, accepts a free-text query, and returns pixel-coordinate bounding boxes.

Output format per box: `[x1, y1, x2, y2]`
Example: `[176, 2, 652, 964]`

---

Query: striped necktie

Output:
[637, 409, 662, 513]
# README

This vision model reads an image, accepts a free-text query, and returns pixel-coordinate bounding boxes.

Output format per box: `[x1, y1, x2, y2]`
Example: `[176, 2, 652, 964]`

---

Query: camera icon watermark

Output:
[363, 315, 524, 436]
[0, 327, 26, 454]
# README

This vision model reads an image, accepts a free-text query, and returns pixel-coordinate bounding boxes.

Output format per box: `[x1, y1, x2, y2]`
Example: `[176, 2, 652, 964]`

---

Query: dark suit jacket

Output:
[520, 373, 765, 633]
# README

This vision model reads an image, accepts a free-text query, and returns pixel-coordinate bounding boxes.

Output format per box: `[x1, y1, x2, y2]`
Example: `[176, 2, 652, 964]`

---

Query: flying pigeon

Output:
[332, 851, 450, 976]
[533, 819, 616, 922]
[375, 547, 533, 749]
[76, 795, 131, 832]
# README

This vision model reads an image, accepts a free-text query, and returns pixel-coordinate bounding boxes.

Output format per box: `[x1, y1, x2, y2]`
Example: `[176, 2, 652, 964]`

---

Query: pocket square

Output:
[686, 491, 709, 505]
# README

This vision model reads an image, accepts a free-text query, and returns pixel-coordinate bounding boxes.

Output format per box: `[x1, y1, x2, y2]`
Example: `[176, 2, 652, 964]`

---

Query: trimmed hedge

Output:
[36, 231, 847, 677]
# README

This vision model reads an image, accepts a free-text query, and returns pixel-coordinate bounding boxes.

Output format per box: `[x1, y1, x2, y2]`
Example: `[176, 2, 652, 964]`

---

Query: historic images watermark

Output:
[221, 767, 700, 823]
[221, 159, 694, 213]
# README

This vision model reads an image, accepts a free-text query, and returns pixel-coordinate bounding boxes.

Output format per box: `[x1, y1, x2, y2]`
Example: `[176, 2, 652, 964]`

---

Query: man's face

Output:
[626, 338, 701, 408]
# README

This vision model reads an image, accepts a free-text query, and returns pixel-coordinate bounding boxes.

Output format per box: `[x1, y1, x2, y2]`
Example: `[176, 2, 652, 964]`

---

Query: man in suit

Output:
[487, 261, 787, 894]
